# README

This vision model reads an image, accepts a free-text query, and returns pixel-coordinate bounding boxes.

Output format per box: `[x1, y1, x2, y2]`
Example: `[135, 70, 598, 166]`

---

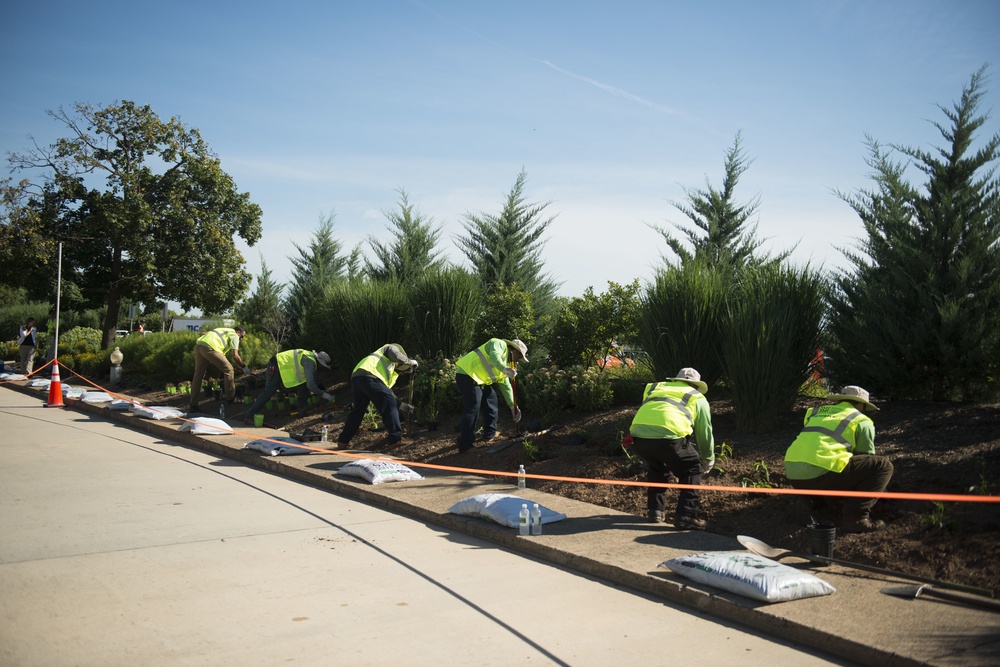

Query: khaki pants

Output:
[190, 344, 234, 405]
[19, 345, 36, 375]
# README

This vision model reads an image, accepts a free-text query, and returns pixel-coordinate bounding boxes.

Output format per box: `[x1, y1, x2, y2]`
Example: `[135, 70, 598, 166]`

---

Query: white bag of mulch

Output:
[0, 372, 27, 381]
[28, 378, 51, 389]
[81, 391, 114, 404]
[448, 493, 567, 528]
[61, 384, 85, 398]
[108, 399, 136, 411]
[244, 437, 314, 456]
[337, 458, 424, 485]
[660, 551, 836, 603]
[179, 417, 233, 435]
[132, 405, 185, 420]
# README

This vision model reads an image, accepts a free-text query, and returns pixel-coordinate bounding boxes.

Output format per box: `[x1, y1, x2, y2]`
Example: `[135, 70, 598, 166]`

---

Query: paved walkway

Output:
[0, 386, 847, 667]
[3, 376, 999, 666]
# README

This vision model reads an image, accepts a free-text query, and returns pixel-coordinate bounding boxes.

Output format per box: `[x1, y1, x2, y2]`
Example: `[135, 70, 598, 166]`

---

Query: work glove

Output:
[503, 367, 517, 380]
[321, 392, 334, 402]
[399, 402, 415, 414]
[701, 459, 715, 475]
[243, 366, 251, 375]
[511, 406, 522, 423]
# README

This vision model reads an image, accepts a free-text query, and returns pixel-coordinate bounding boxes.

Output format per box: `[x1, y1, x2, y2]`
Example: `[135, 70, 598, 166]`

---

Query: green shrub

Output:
[310, 281, 410, 373]
[567, 365, 613, 411]
[411, 354, 460, 418]
[519, 365, 573, 418]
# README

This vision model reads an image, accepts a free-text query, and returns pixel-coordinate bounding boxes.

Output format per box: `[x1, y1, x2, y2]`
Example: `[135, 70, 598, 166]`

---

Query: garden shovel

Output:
[737, 534, 993, 598]
[881, 584, 1000, 613]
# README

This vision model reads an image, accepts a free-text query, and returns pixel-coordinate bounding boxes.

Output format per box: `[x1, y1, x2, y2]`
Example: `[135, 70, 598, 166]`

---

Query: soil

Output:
[107, 369, 1000, 594]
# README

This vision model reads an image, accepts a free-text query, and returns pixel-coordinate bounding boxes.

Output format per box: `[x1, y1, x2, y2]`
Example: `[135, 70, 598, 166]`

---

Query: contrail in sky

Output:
[539, 59, 687, 118]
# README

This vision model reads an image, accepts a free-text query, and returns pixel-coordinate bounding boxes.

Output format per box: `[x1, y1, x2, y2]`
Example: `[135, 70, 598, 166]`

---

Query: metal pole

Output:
[54, 242, 62, 358]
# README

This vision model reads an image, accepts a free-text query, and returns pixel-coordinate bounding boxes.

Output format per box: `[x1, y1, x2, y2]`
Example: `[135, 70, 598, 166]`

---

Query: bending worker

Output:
[245, 349, 334, 421]
[189, 325, 249, 412]
[454, 338, 528, 453]
[784, 385, 893, 533]
[628, 367, 715, 531]
[337, 343, 418, 448]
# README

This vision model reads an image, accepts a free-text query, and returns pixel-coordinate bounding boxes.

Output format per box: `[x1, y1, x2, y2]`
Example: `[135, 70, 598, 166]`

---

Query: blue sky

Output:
[2, 1, 999, 304]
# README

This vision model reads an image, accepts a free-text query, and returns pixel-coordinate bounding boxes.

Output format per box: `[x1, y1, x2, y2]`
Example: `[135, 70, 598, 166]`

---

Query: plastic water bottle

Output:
[518, 504, 530, 535]
[321, 425, 329, 443]
[219, 402, 225, 419]
[531, 503, 542, 535]
[517, 464, 526, 490]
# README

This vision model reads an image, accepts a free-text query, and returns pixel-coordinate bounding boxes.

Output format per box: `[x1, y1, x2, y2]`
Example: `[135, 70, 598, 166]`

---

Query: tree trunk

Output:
[101, 248, 124, 350]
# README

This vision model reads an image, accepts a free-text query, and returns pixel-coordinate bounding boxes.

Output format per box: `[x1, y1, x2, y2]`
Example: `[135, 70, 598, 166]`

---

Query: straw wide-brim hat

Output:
[506, 338, 529, 362]
[666, 367, 707, 394]
[828, 385, 878, 411]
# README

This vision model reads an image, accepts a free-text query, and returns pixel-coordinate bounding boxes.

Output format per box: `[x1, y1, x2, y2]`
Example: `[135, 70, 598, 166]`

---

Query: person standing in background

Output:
[18, 317, 38, 374]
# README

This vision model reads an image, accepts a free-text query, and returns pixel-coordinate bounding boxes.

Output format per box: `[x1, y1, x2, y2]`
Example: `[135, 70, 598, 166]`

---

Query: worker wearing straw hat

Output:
[629, 367, 715, 531]
[454, 338, 528, 453]
[784, 385, 893, 533]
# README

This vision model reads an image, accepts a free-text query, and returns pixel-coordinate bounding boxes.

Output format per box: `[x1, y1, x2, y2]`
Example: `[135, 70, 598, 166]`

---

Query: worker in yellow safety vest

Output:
[244, 349, 334, 422]
[628, 367, 715, 531]
[784, 385, 893, 533]
[188, 326, 249, 412]
[454, 338, 528, 453]
[337, 344, 419, 447]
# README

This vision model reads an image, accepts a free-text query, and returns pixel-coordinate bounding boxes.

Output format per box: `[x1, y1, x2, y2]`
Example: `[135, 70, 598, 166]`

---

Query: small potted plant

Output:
[165, 383, 176, 394]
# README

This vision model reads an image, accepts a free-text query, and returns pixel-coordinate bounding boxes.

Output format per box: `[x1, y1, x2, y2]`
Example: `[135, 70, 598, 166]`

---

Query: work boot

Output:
[674, 515, 707, 531]
[648, 510, 665, 524]
[840, 517, 886, 533]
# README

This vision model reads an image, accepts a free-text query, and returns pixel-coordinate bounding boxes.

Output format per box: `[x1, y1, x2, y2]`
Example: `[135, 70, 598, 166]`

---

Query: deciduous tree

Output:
[1, 101, 262, 348]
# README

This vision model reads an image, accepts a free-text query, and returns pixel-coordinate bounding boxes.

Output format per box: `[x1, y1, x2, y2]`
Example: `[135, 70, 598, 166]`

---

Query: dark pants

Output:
[246, 356, 311, 416]
[630, 435, 703, 519]
[456, 372, 498, 452]
[338, 374, 402, 444]
[789, 454, 894, 522]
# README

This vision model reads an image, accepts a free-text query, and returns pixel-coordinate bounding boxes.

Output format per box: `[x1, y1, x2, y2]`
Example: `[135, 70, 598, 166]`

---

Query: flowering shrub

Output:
[413, 354, 460, 419]
[520, 364, 613, 417]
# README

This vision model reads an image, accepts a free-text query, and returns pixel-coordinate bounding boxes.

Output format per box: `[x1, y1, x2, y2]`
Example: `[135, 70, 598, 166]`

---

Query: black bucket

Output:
[804, 522, 837, 560]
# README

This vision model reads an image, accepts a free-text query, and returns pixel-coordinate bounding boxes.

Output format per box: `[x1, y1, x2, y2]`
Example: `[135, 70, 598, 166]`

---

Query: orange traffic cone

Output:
[46, 360, 65, 408]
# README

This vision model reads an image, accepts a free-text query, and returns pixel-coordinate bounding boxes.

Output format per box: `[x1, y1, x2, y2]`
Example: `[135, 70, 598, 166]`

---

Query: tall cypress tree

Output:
[652, 132, 790, 272]
[285, 213, 351, 346]
[829, 67, 1000, 400]
[366, 189, 446, 283]
[456, 170, 561, 316]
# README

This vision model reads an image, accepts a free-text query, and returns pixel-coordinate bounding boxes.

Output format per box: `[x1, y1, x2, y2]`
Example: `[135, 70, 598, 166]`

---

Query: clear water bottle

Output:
[517, 464, 526, 490]
[321, 425, 329, 443]
[219, 402, 225, 419]
[531, 503, 542, 535]
[518, 504, 530, 535]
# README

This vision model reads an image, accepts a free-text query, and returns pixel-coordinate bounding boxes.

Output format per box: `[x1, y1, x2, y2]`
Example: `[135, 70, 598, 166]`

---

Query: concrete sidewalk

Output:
[3, 379, 998, 666]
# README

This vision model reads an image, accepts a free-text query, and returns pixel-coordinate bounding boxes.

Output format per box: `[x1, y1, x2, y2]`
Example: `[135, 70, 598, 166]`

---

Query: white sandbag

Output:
[132, 405, 186, 420]
[62, 385, 86, 398]
[337, 458, 424, 485]
[178, 417, 233, 435]
[81, 391, 113, 404]
[243, 437, 314, 456]
[448, 493, 567, 528]
[28, 378, 51, 389]
[660, 551, 836, 603]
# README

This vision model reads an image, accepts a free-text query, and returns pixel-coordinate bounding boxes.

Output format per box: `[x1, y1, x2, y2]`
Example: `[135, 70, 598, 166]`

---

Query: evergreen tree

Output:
[652, 132, 790, 271]
[456, 170, 561, 316]
[236, 256, 288, 353]
[366, 189, 446, 282]
[285, 213, 350, 345]
[829, 67, 1000, 401]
